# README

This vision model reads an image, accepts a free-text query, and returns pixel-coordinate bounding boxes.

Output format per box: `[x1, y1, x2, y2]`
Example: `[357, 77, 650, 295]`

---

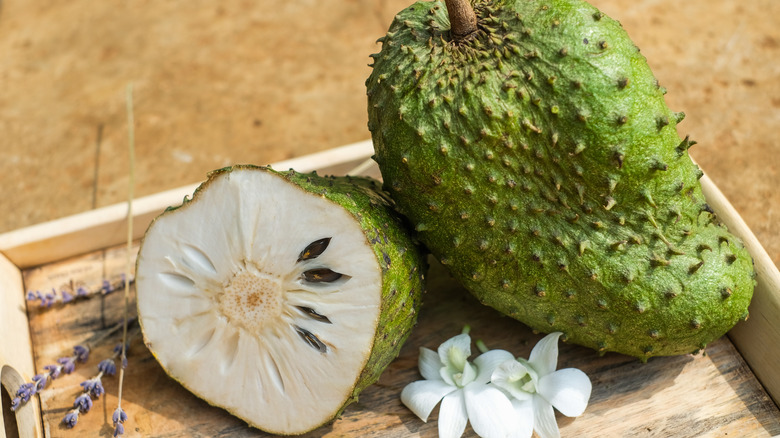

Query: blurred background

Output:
[0, 0, 777, 265]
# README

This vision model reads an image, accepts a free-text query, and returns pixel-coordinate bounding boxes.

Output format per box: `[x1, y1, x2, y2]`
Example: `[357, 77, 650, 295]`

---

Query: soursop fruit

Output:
[366, 0, 754, 359]
[135, 165, 426, 434]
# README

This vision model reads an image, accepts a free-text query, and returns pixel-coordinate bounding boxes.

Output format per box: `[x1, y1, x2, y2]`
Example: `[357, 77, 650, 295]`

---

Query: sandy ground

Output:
[0, 0, 778, 266]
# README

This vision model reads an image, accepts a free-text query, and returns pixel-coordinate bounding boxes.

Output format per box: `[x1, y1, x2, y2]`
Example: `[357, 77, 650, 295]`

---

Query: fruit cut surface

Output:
[136, 166, 422, 434]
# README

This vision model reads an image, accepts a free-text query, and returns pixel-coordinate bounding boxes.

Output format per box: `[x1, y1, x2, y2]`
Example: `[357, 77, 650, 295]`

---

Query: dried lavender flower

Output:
[73, 393, 93, 413]
[14, 382, 36, 404]
[113, 422, 125, 437]
[61, 289, 74, 303]
[80, 377, 105, 398]
[43, 364, 62, 379]
[62, 409, 80, 428]
[98, 359, 117, 376]
[73, 345, 90, 362]
[102, 280, 115, 295]
[32, 373, 49, 391]
[112, 407, 128, 437]
[43, 289, 56, 307]
[76, 286, 89, 297]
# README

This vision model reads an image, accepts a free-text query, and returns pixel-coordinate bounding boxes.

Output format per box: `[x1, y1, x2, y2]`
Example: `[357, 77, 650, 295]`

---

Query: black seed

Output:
[295, 326, 328, 353]
[303, 268, 343, 283]
[296, 306, 332, 324]
[297, 238, 332, 262]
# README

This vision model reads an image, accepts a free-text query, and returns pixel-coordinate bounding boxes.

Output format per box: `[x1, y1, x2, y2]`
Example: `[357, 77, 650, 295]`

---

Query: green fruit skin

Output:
[367, 0, 754, 359]
[148, 165, 428, 430]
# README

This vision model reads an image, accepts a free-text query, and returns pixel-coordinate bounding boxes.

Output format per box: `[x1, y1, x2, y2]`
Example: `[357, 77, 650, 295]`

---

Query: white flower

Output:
[491, 332, 592, 438]
[400, 330, 519, 438]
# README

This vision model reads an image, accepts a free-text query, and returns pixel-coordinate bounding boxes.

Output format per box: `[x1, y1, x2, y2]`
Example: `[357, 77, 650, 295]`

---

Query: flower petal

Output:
[439, 389, 468, 438]
[401, 380, 456, 422]
[508, 397, 535, 438]
[528, 332, 562, 377]
[438, 333, 472, 368]
[533, 395, 561, 438]
[491, 359, 534, 400]
[464, 383, 515, 438]
[473, 349, 515, 384]
[537, 368, 592, 417]
[419, 347, 443, 381]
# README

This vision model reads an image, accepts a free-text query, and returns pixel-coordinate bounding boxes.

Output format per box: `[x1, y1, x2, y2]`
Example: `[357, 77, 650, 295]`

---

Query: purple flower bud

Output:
[98, 359, 117, 376]
[26, 291, 37, 301]
[57, 357, 76, 374]
[76, 286, 88, 297]
[46, 289, 57, 305]
[113, 342, 128, 355]
[61, 289, 74, 303]
[74, 393, 93, 413]
[122, 356, 128, 369]
[62, 410, 79, 428]
[73, 345, 90, 362]
[16, 382, 36, 401]
[32, 373, 49, 391]
[10, 397, 21, 411]
[102, 280, 114, 294]
[43, 364, 62, 379]
[112, 407, 128, 425]
[80, 378, 105, 398]
[113, 422, 125, 436]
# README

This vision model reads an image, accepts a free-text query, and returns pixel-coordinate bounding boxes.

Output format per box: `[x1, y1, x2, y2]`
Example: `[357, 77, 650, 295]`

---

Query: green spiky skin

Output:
[366, 0, 754, 359]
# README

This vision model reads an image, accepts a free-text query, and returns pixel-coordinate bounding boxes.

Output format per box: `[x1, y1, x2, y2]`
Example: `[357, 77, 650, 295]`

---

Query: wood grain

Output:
[0, 252, 42, 438]
[21, 247, 780, 437]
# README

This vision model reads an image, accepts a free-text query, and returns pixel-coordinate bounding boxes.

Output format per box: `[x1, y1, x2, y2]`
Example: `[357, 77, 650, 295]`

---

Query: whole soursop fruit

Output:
[366, 0, 754, 359]
[135, 165, 426, 434]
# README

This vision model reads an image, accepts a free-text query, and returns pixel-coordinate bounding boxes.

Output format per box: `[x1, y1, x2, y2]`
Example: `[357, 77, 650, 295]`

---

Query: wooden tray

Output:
[2, 141, 779, 437]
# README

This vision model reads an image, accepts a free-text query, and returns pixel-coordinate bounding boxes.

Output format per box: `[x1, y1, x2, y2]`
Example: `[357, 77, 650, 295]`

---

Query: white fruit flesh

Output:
[136, 168, 382, 434]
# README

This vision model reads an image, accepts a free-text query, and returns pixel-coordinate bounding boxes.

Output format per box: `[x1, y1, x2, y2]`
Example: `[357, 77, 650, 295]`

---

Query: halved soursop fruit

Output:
[135, 165, 426, 434]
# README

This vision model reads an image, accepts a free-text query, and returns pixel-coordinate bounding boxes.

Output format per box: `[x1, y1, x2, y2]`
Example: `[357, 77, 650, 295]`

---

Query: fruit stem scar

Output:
[445, 0, 478, 41]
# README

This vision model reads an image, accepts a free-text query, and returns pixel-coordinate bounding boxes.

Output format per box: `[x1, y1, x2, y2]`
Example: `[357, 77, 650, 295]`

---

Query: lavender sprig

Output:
[25, 275, 135, 309]
[63, 329, 137, 429]
[9, 343, 89, 412]
[112, 407, 128, 436]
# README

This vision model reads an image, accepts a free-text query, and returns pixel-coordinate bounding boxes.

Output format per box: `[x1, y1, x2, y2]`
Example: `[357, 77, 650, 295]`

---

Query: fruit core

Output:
[218, 263, 282, 332]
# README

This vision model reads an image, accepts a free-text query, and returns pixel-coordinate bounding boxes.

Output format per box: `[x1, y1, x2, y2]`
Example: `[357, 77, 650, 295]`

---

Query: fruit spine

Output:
[366, 0, 754, 359]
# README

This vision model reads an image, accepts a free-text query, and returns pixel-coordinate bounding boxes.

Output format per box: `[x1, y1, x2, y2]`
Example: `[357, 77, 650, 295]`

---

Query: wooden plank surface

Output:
[0, 252, 43, 438]
[21, 245, 780, 437]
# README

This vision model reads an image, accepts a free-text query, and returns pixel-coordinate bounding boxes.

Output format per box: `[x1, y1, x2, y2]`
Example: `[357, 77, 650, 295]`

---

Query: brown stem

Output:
[445, 0, 478, 41]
